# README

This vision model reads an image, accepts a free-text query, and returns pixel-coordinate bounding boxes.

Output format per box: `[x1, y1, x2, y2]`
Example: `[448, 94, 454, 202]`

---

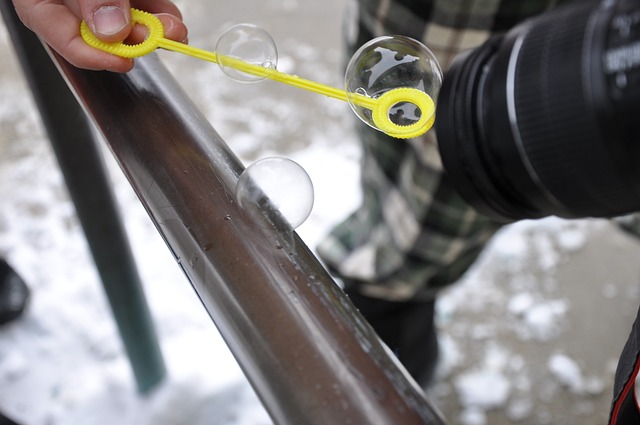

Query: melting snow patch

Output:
[507, 293, 536, 316]
[0, 350, 28, 382]
[509, 296, 569, 341]
[556, 226, 588, 252]
[548, 353, 607, 396]
[454, 369, 511, 409]
[435, 333, 464, 379]
[491, 228, 529, 258]
[524, 299, 568, 338]
[548, 353, 583, 393]
[459, 406, 487, 425]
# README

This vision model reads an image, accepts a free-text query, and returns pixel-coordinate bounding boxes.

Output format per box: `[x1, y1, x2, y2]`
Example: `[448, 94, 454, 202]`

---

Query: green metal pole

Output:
[0, 3, 166, 393]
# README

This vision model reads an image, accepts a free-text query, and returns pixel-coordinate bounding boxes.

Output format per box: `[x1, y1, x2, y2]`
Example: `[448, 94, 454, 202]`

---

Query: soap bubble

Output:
[345, 36, 443, 137]
[216, 24, 278, 83]
[235, 157, 314, 229]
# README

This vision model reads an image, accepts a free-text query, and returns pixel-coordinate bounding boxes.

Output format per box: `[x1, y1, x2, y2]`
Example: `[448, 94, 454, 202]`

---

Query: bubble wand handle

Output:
[157, 38, 378, 109]
[80, 8, 434, 138]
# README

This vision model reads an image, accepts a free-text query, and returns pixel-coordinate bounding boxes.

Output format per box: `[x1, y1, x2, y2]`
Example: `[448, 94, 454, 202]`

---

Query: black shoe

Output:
[0, 259, 29, 326]
[0, 411, 20, 425]
[346, 289, 439, 387]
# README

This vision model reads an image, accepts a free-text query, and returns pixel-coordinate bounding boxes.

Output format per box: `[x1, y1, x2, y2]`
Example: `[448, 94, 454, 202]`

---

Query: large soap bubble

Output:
[235, 157, 314, 229]
[215, 24, 278, 83]
[345, 36, 443, 137]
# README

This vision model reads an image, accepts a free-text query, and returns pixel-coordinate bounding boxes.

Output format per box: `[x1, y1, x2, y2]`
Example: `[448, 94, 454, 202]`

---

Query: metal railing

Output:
[2, 6, 446, 424]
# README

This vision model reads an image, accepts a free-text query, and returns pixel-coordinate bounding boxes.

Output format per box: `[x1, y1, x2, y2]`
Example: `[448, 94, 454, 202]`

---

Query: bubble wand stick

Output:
[81, 9, 438, 139]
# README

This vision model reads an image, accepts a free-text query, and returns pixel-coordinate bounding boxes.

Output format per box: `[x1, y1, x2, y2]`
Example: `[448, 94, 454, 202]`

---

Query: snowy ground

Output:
[1, 1, 640, 424]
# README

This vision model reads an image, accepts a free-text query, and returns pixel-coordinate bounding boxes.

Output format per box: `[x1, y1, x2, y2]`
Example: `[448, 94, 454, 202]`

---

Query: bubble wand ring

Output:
[80, 9, 436, 139]
[370, 89, 435, 140]
[80, 8, 163, 57]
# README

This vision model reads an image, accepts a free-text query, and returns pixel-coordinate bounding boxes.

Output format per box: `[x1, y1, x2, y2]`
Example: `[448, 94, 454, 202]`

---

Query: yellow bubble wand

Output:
[81, 9, 435, 139]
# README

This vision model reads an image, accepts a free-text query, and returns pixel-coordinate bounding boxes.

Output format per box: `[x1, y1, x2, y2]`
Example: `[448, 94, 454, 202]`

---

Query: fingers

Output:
[131, 0, 187, 42]
[158, 13, 188, 43]
[76, 0, 187, 44]
[128, 13, 188, 44]
[13, 0, 135, 71]
[132, 0, 182, 20]
[75, 0, 188, 64]
[78, 0, 132, 43]
[12, 0, 187, 72]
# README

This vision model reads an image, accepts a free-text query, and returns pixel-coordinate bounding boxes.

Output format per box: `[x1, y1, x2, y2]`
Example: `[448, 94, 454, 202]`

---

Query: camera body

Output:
[436, 0, 640, 222]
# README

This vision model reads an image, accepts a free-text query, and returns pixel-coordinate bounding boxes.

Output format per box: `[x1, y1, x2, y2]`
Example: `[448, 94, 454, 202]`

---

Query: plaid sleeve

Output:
[317, 0, 565, 301]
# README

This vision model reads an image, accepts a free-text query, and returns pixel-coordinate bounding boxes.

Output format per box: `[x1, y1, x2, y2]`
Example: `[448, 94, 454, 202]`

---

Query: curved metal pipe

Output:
[51, 52, 445, 425]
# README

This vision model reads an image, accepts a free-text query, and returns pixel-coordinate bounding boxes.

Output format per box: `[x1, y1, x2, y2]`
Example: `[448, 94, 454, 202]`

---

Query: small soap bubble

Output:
[345, 35, 443, 134]
[235, 157, 314, 229]
[216, 24, 278, 83]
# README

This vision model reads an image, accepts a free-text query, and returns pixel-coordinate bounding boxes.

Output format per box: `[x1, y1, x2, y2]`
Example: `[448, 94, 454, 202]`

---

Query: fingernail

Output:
[92, 6, 128, 36]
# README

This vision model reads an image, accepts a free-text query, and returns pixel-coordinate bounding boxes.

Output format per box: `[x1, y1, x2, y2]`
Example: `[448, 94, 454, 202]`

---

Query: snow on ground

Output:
[1, 2, 640, 424]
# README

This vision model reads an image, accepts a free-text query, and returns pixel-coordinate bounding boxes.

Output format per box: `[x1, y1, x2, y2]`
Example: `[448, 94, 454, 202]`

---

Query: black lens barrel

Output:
[437, 0, 640, 222]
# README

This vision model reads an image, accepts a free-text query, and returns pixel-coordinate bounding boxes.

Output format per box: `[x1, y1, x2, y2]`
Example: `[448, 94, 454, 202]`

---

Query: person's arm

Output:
[11, 0, 187, 72]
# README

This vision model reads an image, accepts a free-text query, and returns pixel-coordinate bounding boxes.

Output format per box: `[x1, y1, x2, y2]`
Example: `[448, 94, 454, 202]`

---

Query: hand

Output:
[11, 0, 188, 72]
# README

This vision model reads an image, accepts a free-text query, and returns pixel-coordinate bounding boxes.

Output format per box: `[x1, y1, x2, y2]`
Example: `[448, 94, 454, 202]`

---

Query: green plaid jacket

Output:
[317, 0, 569, 301]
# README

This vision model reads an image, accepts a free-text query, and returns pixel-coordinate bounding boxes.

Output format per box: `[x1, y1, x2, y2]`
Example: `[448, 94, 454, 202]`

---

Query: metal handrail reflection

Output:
[51, 49, 445, 425]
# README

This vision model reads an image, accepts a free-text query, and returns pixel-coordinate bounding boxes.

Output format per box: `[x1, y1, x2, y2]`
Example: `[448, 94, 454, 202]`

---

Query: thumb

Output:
[80, 0, 132, 42]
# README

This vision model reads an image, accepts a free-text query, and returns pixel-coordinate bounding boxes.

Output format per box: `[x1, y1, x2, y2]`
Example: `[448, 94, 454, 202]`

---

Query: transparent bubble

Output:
[215, 24, 278, 83]
[235, 157, 314, 229]
[345, 36, 443, 136]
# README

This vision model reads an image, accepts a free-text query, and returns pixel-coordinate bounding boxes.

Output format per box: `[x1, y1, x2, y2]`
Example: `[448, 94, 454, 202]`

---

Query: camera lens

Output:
[437, 0, 640, 222]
